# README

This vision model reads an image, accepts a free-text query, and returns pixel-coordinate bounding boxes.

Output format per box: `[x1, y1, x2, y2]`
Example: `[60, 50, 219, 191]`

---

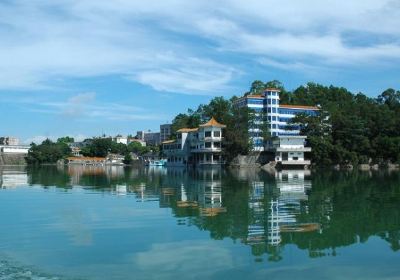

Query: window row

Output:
[278, 108, 318, 116]
[204, 131, 221, 138]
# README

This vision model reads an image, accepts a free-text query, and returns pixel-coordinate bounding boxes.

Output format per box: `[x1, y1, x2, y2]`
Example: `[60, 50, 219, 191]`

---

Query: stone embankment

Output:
[334, 163, 400, 171]
[229, 152, 272, 168]
[0, 154, 27, 165]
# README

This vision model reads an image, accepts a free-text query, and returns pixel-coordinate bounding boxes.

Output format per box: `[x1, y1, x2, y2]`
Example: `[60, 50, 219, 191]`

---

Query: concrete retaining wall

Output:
[0, 154, 27, 165]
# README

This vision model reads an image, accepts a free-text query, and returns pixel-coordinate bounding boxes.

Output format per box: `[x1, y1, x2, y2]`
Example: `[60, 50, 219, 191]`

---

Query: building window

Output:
[272, 116, 277, 121]
[272, 99, 277, 104]
[213, 142, 221, 148]
[272, 108, 277, 113]
[205, 142, 211, 148]
[213, 131, 220, 137]
[205, 131, 211, 137]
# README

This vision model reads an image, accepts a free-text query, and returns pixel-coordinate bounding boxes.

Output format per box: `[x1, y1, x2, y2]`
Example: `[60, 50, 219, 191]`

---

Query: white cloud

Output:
[10, 92, 168, 123]
[133, 58, 237, 95]
[134, 240, 234, 279]
[63, 92, 96, 116]
[0, 0, 399, 91]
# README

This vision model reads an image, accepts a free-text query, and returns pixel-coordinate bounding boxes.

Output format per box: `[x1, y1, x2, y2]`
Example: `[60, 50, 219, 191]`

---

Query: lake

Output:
[0, 165, 399, 280]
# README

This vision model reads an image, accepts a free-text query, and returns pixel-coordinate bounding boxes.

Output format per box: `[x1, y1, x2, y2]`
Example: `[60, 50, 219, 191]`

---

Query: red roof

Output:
[246, 95, 263, 98]
[264, 88, 281, 92]
[280, 104, 319, 110]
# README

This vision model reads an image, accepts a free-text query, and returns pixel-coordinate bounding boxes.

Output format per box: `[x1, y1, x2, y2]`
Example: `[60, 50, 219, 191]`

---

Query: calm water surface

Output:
[0, 166, 400, 280]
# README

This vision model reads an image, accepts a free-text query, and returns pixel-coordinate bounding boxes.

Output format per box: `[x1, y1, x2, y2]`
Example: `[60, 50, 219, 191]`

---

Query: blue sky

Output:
[0, 0, 399, 143]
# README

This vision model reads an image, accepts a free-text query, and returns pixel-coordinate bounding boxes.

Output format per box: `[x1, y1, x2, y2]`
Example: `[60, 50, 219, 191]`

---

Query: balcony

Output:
[191, 147, 222, 153]
[280, 160, 311, 165]
[276, 147, 311, 152]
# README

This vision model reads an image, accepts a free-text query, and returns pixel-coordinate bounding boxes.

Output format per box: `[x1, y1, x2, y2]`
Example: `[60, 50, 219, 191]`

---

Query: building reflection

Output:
[166, 168, 226, 217]
[0, 167, 28, 188]
[246, 170, 319, 247]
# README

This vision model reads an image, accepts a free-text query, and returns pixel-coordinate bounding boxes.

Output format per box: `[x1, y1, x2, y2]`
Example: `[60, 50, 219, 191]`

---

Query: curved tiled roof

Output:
[162, 140, 176, 144]
[199, 117, 226, 128]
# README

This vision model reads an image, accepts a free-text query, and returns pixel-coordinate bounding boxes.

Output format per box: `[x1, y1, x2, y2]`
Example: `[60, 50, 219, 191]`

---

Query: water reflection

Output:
[0, 166, 28, 188]
[2, 165, 400, 264]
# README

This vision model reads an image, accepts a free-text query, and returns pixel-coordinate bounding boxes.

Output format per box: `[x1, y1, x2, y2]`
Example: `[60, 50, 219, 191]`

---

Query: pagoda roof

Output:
[162, 140, 176, 144]
[177, 128, 199, 133]
[199, 117, 226, 128]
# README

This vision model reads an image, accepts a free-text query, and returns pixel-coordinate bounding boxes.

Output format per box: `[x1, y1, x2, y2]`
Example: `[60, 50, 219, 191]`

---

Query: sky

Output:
[0, 0, 399, 143]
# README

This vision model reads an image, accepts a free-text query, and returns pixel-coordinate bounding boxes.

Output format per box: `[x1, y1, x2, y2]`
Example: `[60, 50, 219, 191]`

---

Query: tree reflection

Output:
[4, 165, 398, 261]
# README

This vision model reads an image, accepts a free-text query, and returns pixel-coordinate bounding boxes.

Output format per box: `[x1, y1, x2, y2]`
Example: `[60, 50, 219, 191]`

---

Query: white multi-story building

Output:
[233, 88, 319, 151]
[162, 117, 225, 167]
[271, 136, 312, 167]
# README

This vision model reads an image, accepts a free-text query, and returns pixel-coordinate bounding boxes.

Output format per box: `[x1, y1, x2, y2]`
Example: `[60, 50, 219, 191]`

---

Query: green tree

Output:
[27, 139, 72, 164]
[57, 136, 74, 144]
[123, 154, 133, 165]
[81, 138, 112, 157]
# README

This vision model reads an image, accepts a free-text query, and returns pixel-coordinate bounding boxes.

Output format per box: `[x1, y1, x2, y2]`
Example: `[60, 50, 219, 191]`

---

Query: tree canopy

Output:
[27, 139, 72, 164]
[171, 80, 400, 165]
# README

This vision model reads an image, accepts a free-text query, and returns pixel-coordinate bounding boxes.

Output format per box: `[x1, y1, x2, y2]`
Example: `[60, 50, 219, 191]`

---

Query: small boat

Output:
[147, 159, 167, 166]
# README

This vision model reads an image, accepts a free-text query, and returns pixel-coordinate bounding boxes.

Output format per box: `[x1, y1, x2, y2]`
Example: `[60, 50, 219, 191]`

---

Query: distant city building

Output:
[113, 136, 128, 145]
[162, 117, 225, 167]
[0, 137, 29, 154]
[68, 141, 89, 157]
[136, 130, 161, 146]
[160, 124, 172, 143]
[127, 138, 146, 147]
[136, 131, 145, 140]
[233, 88, 319, 151]
[0, 137, 20, 146]
[0, 145, 29, 154]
